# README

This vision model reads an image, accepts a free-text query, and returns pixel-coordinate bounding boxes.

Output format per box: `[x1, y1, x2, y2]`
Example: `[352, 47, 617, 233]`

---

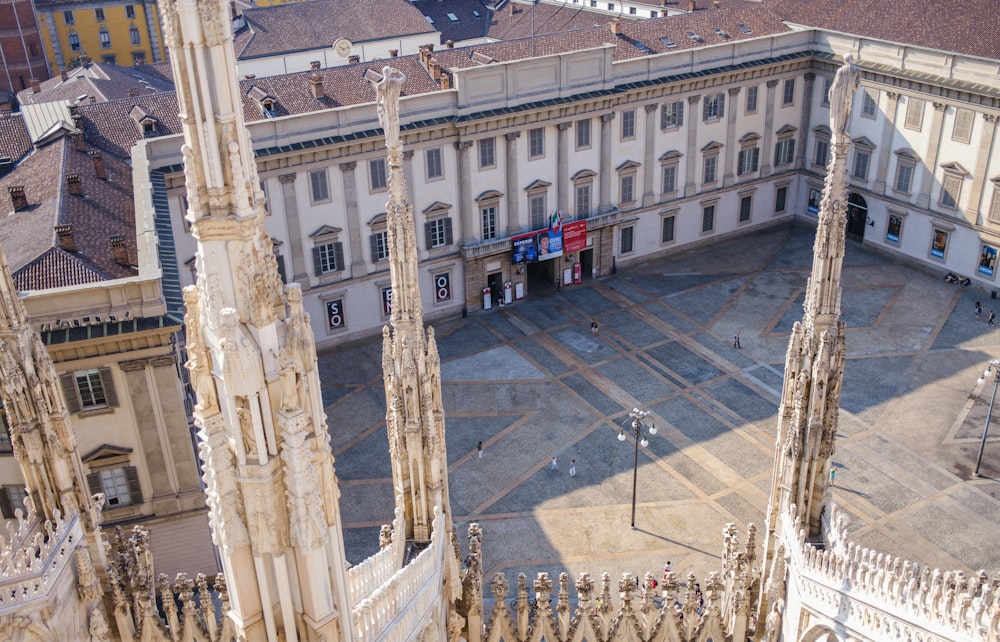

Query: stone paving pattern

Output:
[323, 223, 1000, 586]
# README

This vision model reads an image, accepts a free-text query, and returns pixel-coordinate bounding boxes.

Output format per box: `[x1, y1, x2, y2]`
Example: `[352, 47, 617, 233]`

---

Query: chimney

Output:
[348, 54, 360, 64]
[30, 78, 40, 93]
[440, 72, 451, 90]
[245, 74, 256, 79]
[429, 58, 441, 80]
[89, 150, 107, 179]
[59, 68, 68, 81]
[445, 40, 454, 49]
[88, 96, 96, 104]
[127, 87, 139, 97]
[389, 48, 399, 58]
[509, 2, 515, 15]
[713, 0, 719, 7]
[66, 173, 83, 196]
[610, 18, 622, 35]
[310, 60, 321, 70]
[70, 132, 85, 151]
[110, 235, 129, 265]
[688, 0, 696, 10]
[661, 9, 668, 16]
[309, 73, 324, 100]
[55, 225, 77, 252]
[8, 186, 27, 211]
[426, 43, 434, 52]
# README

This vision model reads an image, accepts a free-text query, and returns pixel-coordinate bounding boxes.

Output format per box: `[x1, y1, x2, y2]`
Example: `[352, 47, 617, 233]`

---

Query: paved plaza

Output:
[321, 222, 1000, 586]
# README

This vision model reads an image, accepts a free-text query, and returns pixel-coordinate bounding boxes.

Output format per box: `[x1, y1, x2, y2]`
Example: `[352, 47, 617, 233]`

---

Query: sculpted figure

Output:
[828, 53, 860, 137]
[373, 66, 407, 150]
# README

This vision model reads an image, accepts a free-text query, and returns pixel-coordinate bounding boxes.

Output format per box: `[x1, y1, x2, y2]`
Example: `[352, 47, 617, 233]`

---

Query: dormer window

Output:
[248, 86, 277, 118]
[129, 104, 157, 135]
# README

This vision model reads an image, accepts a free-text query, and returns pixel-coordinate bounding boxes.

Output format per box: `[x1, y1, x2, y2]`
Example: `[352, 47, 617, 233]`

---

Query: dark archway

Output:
[846, 192, 868, 241]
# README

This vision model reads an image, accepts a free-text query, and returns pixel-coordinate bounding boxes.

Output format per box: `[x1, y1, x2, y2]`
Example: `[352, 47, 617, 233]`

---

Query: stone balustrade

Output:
[348, 507, 406, 607]
[0, 507, 81, 611]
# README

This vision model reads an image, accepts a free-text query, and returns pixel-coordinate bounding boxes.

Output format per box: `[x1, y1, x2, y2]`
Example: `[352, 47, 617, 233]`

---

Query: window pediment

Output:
[82, 444, 132, 464]
[523, 179, 552, 192]
[738, 132, 761, 144]
[701, 141, 724, 153]
[659, 150, 683, 162]
[894, 148, 919, 161]
[812, 125, 831, 136]
[941, 161, 969, 176]
[309, 225, 342, 238]
[422, 201, 452, 215]
[368, 213, 387, 226]
[616, 160, 641, 172]
[475, 189, 503, 202]
[853, 136, 876, 149]
[775, 124, 797, 135]
[571, 169, 596, 182]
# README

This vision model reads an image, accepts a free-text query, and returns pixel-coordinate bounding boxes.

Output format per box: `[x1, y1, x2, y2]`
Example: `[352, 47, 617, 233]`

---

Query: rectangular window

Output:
[952, 108, 974, 143]
[701, 204, 715, 232]
[370, 231, 389, 261]
[703, 93, 724, 120]
[739, 195, 753, 222]
[852, 150, 870, 180]
[99, 31, 111, 49]
[620, 174, 635, 204]
[775, 138, 795, 166]
[576, 119, 591, 149]
[738, 147, 759, 175]
[662, 165, 677, 194]
[745, 85, 758, 113]
[821, 78, 832, 107]
[894, 163, 914, 193]
[629, 6, 636, 13]
[990, 187, 1000, 223]
[130, 26, 141, 45]
[0, 486, 27, 519]
[425, 218, 452, 249]
[481, 206, 497, 240]
[69, 33, 81, 51]
[930, 228, 948, 259]
[369, 158, 387, 191]
[478, 137, 495, 169]
[620, 226, 634, 254]
[575, 184, 591, 218]
[0, 408, 11, 454]
[95, 7, 105, 21]
[125, 4, 136, 18]
[661, 215, 675, 243]
[309, 169, 329, 202]
[98, 467, 138, 507]
[886, 214, 902, 244]
[425, 147, 443, 180]
[529, 194, 546, 229]
[703, 156, 718, 184]
[620, 109, 636, 139]
[940, 174, 962, 208]
[808, 187, 822, 213]
[660, 101, 683, 129]
[904, 98, 925, 131]
[77, 369, 108, 408]
[63, 10, 74, 24]
[528, 128, 545, 158]
[861, 89, 878, 119]
[814, 139, 830, 167]
[312, 241, 344, 275]
[775, 185, 788, 213]
[782, 78, 795, 105]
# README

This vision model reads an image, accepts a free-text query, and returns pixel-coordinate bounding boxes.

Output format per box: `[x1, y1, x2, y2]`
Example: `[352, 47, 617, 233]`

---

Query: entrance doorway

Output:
[486, 271, 503, 308]
[846, 193, 868, 241]
[579, 248, 594, 280]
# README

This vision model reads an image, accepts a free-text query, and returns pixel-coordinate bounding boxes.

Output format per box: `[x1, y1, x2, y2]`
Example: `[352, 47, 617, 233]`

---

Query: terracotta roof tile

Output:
[18, 63, 174, 106]
[77, 93, 183, 159]
[0, 115, 32, 175]
[234, 0, 436, 60]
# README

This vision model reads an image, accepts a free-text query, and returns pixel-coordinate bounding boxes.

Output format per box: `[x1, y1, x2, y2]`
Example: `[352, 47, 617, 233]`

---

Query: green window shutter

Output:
[98, 367, 118, 407]
[125, 466, 142, 504]
[718, 93, 725, 119]
[59, 372, 81, 413]
[370, 235, 379, 262]
[312, 246, 323, 275]
[444, 218, 453, 246]
[333, 242, 344, 272]
[676, 101, 683, 127]
[424, 221, 433, 251]
[86, 472, 102, 497]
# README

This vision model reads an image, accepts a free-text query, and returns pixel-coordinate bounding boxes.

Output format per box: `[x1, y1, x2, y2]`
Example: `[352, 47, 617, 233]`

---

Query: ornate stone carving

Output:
[829, 54, 860, 137]
[374, 66, 406, 150]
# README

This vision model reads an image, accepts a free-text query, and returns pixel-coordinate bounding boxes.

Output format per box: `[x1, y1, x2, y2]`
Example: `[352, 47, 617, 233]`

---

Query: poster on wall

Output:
[434, 273, 451, 302]
[563, 220, 588, 253]
[512, 233, 537, 263]
[536, 211, 564, 261]
[930, 229, 948, 260]
[979, 245, 997, 277]
[326, 299, 345, 330]
[381, 286, 393, 316]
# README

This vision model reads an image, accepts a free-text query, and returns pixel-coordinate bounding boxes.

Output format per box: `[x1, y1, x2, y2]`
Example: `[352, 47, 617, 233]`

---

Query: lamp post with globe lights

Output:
[618, 408, 657, 528]
[975, 359, 1000, 477]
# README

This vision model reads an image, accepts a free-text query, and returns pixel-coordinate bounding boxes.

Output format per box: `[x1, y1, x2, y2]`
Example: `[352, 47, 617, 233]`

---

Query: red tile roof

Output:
[18, 62, 174, 106]
[0, 114, 32, 176]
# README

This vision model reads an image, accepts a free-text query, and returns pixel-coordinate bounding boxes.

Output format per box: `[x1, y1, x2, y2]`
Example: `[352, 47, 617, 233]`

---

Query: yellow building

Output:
[34, 0, 166, 73]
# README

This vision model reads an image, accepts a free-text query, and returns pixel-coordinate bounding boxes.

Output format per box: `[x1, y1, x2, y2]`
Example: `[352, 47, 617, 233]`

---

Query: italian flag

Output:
[549, 210, 562, 234]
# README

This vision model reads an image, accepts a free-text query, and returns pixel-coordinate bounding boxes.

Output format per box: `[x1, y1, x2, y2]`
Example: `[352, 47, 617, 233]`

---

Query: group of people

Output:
[975, 300, 996, 327]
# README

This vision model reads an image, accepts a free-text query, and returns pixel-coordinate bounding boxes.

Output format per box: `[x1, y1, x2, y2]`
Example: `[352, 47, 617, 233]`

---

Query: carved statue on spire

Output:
[375, 66, 406, 151]
[828, 53, 860, 137]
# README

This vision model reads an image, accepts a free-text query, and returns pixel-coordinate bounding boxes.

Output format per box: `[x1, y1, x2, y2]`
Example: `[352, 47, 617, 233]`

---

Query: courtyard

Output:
[321, 222, 1000, 585]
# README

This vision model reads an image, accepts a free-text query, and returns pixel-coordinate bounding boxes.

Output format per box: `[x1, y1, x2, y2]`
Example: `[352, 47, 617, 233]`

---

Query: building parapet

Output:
[0, 502, 81, 612]
[347, 504, 407, 607]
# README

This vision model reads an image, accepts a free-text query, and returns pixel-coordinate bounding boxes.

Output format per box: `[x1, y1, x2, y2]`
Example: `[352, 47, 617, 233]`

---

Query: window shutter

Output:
[125, 466, 142, 504]
[333, 242, 344, 272]
[424, 221, 433, 251]
[444, 218, 453, 246]
[752, 147, 760, 171]
[276, 255, 287, 283]
[86, 472, 102, 497]
[370, 235, 379, 263]
[59, 373, 82, 413]
[660, 104, 667, 130]
[703, 97, 710, 120]
[312, 246, 323, 275]
[787, 139, 795, 162]
[98, 367, 118, 407]
[676, 101, 683, 127]
[718, 93, 725, 118]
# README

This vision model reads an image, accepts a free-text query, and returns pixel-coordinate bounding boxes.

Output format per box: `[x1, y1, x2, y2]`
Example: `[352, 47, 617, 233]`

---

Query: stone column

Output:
[795, 73, 816, 169]
[505, 131, 521, 233]
[916, 102, 947, 209]
[967, 113, 999, 224]
[723, 87, 741, 187]
[278, 173, 308, 283]
[599, 113, 616, 212]
[556, 122, 572, 212]
[642, 104, 658, 206]
[455, 141, 474, 242]
[872, 92, 901, 194]
[402, 150, 415, 208]
[684, 95, 701, 197]
[339, 161, 366, 277]
[120, 359, 175, 510]
[760, 79, 780, 175]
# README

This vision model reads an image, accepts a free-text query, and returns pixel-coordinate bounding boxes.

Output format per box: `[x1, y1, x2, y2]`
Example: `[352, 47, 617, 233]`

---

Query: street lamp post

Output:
[617, 408, 657, 529]
[975, 360, 1000, 477]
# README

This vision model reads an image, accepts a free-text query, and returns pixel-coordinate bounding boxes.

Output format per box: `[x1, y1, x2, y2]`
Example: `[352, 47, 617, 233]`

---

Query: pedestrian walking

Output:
[990, 311, 996, 327]
[591, 318, 599, 336]
[477, 441, 484, 459]
[734, 333, 741, 349]
[568, 458, 576, 476]
[550, 456, 558, 470]
[663, 561, 672, 581]
[976, 301, 983, 318]
[829, 467, 836, 487]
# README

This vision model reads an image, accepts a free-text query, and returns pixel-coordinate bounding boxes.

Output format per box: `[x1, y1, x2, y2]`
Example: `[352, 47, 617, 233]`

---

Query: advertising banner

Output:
[512, 233, 537, 263]
[563, 220, 587, 253]
[537, 210, 564, 261]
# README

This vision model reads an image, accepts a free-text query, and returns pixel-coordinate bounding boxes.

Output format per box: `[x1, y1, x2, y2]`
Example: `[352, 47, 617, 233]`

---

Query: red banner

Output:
[563, 220, 587, 253]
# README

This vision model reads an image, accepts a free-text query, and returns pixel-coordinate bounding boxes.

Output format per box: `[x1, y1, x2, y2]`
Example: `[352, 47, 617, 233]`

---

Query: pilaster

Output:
[556, 122, 572, 212]
[916, 101, 947, 209]
[723, 87, 740, 187]
[455, 141, 474, 242]
[872, 92, 901, 194]
[505, 132, 521, 233]
[599, 113, 615, 212]
[966, 113, 998, 224]
[278, 173, 308, 283]
[684, 95, 700, 197]
[760, 80, 779, 175]
[339, 161, 366, 278]
[642, 104, 658, 206]
[795, 73, 816, 170]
